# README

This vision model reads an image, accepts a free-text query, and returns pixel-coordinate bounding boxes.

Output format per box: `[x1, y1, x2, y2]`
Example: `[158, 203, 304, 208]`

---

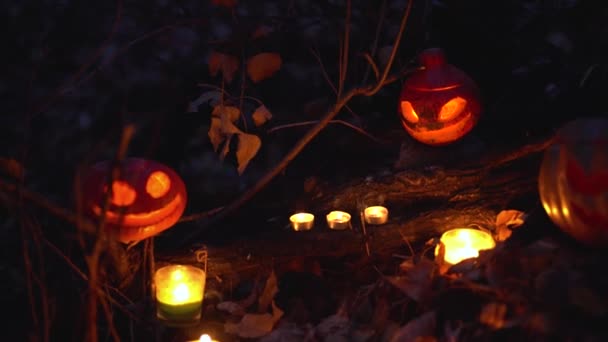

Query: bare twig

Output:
[177, 0, 415, 246]
[310, 48, 361, 122]
[361, 52, 380, 81]
[267, 119, 388, 144]
[0, 179, 97, 234]
[363, 0, 387, 84]
[85, 124, 135, 342]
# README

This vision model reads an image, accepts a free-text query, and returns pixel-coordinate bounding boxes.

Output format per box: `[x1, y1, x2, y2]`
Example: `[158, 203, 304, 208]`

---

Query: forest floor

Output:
[2, 0, 608, 341]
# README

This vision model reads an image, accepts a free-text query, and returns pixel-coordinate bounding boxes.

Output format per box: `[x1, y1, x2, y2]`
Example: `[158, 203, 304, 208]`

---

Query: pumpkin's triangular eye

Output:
[438, 97, 467, 121]
[108, 181, 137, 206]
[401, 101, 419, 123]
[146, 171, 171, 198]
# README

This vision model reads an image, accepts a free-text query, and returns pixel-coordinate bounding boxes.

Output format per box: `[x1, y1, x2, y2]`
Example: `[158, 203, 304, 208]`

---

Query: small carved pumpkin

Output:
[81, 158, 187, 243]
[398, 48, 481, 146]
[538, 118, 608, 246]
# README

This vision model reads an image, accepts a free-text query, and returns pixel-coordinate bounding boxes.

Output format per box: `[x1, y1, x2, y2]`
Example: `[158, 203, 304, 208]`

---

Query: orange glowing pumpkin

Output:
[398, 48, 481, 146]
[81, 158, 187, 243]
[538, 118, 608, 246]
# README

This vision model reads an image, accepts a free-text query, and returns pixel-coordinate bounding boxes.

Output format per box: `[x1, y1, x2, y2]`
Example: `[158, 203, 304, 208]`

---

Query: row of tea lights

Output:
[154, 209, 496, 341]
[290, 206, 390, 231]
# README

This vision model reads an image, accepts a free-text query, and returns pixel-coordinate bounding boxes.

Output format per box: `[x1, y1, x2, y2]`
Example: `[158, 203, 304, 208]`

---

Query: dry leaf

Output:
[188, 91, 221, 112]
[209, 51, 239, 83]
[252, 105, 272, 126]
[208, 117, 226, 153]
[315, 314, 350, 341]
[236, 133, 261, 175]
[479, 302, 507, 329]
[247, 52, 282, 83]
[390, 311, 436, 342]
[258, 271, 278, 313]
[212, 104, 241, 123]
[217, 301, 246, 316]
[495, 210, 526, 242]
[386, 258, 436, 302]
[224, 301, 283, 338]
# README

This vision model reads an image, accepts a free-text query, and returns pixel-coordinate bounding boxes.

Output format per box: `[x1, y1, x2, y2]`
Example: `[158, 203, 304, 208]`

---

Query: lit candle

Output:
[435, 228, 496, 265]
[326, 211, 351, 230]
[186, 334, 218, 342]
[290, 213, 314, 231]
[155, 264, 206, 323]
[364, 206, 389, 225]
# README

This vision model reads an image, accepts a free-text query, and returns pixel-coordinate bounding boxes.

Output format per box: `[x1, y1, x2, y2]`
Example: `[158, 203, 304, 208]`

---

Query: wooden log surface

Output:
[158, 139, 548, 281]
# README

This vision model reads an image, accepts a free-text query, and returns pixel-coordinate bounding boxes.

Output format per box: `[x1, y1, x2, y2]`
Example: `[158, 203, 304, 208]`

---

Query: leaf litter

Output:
[200, 210, 608, 341]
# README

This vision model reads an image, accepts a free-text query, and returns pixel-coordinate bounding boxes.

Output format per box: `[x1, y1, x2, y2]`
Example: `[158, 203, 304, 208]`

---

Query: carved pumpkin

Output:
[398, 48, 481, 146]
[538, 118, 608, 246]
[81, 158, 187, 243]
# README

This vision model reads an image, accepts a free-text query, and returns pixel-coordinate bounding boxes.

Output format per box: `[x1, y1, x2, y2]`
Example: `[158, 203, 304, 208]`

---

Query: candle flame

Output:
[172, 283, 191, 302]
[199, 334, 212, 342]
[437, 228, 495, 265]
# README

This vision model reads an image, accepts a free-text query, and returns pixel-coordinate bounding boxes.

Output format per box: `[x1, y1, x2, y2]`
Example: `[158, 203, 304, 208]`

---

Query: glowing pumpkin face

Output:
[399, 48, 481, 146]
[538, 118, 608, 246]
[81, 158, 187, 243]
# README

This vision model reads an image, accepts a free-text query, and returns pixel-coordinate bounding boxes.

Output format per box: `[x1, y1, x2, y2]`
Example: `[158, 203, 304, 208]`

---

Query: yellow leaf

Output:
[212, 104, 241, 123]
[252, 105, 272, 127]
[208, 51, 239, 83]
[247, 52, 282, 83]
[258, 271, 278, 313]
[208, 117, 225, 153]
[236, 133, 261, 175]
[495, 210, 526, 242]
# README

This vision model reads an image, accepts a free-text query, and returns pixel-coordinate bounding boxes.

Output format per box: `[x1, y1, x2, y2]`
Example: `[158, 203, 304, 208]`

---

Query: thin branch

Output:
[0, 179, 97, 234]
[338, 0, 352, 98]
[361, 52, 380, 81]
[74, 18, 208, 93]
[197, 83, 264, 106]
[176, 1, 415, 246]
[310, 48, 361, 122]
[267, 119, 388, 144]
[363, 0, 387, 84]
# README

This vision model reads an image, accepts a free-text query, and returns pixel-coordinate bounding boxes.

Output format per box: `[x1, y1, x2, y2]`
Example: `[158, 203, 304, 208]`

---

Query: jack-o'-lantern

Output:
[398, 48, 481, 146]
[81, 158, 187, 243]
[538, 118, 608, 246]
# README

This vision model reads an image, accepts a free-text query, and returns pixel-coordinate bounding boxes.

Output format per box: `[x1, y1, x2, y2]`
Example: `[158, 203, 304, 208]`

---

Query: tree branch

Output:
[176, 0, 415, 246]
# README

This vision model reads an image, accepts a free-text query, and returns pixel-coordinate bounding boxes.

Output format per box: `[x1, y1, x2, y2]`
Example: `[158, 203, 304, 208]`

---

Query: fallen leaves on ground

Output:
[208, 214, 608, 341]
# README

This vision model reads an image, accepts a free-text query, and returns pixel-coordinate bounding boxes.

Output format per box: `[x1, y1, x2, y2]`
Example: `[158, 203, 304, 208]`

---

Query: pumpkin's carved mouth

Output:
[402, 112, 475, 146]
[92, 193, 184, 227]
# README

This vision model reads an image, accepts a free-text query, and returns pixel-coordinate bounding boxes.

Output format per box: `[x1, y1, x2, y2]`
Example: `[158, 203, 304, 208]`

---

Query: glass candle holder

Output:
[290, 213, 314, 231]
[326, 211, 351, 230]
[364, 206, 389, 225]
[434, 228, 495, 265]
[155, 264, 206, 325]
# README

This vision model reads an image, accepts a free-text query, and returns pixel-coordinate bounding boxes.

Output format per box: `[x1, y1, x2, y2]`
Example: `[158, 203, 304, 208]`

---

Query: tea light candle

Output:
[435, 228, 496, 265]
[364, 206, 389, 225]
[290, 213, 314, 231]
[186, 334, 218, 342]
[155, 264, 206, 323]
[326, 211, 351, 230]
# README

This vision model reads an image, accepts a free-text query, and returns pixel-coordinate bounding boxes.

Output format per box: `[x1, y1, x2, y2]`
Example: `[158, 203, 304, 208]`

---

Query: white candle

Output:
[290, 213, 314, 231]
[435, 228, 496, 265]
[326, 211, 351, 230]
[364, 206, 389, 225]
